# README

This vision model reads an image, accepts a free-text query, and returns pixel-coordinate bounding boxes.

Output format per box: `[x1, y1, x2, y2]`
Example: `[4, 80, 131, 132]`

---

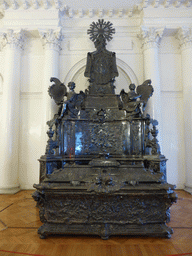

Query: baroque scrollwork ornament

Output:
[33, 20, 177, 240]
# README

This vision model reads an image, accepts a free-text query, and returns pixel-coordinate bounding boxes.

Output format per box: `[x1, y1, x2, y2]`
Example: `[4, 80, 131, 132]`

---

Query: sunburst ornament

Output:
[87, 19, 115, 42]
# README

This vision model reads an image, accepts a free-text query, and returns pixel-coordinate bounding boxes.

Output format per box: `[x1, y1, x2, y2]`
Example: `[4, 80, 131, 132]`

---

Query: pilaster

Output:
[138, 27, 164, 149]
[0, 29, 25, 194]
[176, 27, 192, 192]
[39, 29, 62, 153]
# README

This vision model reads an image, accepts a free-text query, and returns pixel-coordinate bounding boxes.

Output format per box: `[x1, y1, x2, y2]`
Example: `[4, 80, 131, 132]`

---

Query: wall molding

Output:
[0, 0, 191, 19]
[161, 91, 183, 98]
[20, 91, 42, 99]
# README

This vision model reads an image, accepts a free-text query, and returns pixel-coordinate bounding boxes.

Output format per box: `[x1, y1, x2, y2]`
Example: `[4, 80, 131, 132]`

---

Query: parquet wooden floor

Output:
[0, 190, 192, 256]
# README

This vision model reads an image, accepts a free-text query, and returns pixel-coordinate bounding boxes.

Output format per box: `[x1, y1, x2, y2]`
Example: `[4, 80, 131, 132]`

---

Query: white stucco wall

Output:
[0, 2, 191, 191]
[160, 36, 185, 188]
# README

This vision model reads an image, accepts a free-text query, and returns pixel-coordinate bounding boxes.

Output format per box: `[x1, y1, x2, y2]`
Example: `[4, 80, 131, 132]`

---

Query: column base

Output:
[0, 186, 20, 194]
[184, 185, 192, 195]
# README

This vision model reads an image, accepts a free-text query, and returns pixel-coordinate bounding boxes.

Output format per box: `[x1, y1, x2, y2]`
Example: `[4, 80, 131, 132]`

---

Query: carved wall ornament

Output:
[54, 0, 61, 9]
[0, 29, 25, 50]
[153, 0, 160, 8]
[1, 0, 190, 13]
[186, 0, 192, 7]
[11, 0, 18, 9]
[23, 0, 30, 9]
[32, 0, 39, 9]
[138, 27, 165, 50]
[39, 29, 62, 51]
[2, 0, 9, 9]
[176, 27, 192, 50]
[163, 0, 171, 8]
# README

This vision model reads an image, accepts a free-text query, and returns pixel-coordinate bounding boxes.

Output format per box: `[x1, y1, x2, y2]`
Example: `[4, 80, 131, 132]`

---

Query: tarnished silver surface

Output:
[33, 19, 177, 240]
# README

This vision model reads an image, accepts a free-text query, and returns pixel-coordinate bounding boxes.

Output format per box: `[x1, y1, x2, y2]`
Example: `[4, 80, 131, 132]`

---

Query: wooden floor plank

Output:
[138, 245, 152, 256]
[0, 190, 192, 256]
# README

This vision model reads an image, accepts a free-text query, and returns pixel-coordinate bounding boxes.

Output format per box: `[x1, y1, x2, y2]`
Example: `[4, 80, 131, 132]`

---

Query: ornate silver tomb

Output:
[33, 20, 177, 239]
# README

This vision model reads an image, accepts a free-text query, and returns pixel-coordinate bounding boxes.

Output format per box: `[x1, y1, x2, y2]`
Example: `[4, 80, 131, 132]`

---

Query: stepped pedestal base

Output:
[33, 183, 177, 239]
[38, 223, 173, 239]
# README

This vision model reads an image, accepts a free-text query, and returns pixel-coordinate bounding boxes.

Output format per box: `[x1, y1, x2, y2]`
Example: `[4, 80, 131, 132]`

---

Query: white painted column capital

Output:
[176, 27, 192, 50]
[139, 27, 164, 51]
[39, 29, 62, 52]
[0, 29, 25, 50]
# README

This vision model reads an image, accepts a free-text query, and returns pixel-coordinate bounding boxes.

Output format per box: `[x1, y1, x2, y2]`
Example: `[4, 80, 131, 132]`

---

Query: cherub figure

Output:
[47, 79, 77, 125]
[59, 82, 77, 118]
[67, 82, 76, 99]
[120, 84, 141, 115]
[127, 84, 141, 102]
[120, 81, 154, 116]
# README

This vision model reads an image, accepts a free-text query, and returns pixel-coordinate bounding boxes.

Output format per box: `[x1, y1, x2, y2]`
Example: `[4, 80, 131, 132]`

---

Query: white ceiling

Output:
[64, 0, 143, 9]
[61, 0, 189, 10]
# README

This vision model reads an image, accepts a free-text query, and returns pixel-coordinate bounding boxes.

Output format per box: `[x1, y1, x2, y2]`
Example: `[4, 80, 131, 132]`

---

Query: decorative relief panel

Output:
[44, 194, 172, 224]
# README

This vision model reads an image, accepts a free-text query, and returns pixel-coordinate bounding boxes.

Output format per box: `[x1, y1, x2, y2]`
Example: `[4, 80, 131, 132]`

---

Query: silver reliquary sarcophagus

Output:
[33, 20, 177, 239]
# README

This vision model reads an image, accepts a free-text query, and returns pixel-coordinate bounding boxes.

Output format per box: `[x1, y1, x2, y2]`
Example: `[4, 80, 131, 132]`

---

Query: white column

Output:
[177, 27, 192, 192]
[138, 27, 164, 147]
[39, 29, 62, 152]
[0, 30, 24, 194]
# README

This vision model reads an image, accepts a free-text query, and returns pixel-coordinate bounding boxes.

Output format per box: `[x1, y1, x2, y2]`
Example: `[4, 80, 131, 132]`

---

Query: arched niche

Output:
[64, 58, 139, 94]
